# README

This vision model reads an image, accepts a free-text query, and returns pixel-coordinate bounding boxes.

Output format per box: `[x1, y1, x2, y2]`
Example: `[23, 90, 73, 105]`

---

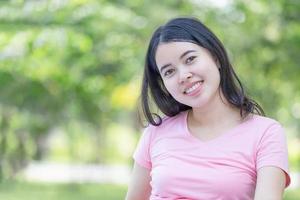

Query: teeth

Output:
[185, 81, 203, 94]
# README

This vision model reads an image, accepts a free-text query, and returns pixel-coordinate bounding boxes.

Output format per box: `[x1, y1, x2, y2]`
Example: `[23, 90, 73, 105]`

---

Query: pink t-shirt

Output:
[133, 111, 291, 200]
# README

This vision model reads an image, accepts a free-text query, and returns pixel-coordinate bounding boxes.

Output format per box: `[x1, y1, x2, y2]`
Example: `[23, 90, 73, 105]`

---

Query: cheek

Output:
[204, 63, 221, 83]
[212, 68, 221, 85]
[163, 80, 179, 95]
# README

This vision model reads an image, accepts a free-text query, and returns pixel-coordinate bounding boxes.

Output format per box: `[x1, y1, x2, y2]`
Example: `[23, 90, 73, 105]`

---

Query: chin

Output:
[180, 98, 210, 109]
[176, 100, 204, 109]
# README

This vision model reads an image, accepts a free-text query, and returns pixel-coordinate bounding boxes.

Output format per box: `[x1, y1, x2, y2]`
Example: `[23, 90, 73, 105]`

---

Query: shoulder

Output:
[158, 111, 188, 133]
[247, 114, 286, 144]
[248, 114, 283, 130]
[143, 111, 188, 137]
[238, 114, 285, 143]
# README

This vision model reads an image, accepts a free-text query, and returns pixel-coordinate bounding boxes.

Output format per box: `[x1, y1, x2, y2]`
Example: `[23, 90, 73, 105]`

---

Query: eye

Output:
[185, 56, 196, 64]
[164, 69, 175, 77]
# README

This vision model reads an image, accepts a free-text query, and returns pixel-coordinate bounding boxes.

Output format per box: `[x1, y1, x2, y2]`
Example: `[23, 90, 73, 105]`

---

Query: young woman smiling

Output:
[125, 17, 290, 200]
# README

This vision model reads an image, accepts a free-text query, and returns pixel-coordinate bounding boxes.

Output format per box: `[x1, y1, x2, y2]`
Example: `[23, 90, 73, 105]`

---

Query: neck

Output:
[189, 92, 241, 128]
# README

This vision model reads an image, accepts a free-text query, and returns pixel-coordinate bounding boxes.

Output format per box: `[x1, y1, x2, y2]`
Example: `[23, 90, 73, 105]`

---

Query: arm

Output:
[125, 162, 151, 200]
[254, 166, 286, 200]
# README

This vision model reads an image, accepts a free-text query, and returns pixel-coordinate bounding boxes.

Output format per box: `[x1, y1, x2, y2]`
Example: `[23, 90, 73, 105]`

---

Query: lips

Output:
[183, 80, 204, 95]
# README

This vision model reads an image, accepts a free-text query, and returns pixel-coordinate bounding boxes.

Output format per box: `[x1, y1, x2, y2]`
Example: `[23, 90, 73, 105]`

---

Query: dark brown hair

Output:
[141, 17, 264, 126]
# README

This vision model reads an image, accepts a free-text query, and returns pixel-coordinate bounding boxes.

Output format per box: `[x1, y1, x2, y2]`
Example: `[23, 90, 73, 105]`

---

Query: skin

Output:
[156, 42, 221, 110]
[125, 162, 151, 200]
[125, 42, 286, 200]
[156, 42, 242, 139]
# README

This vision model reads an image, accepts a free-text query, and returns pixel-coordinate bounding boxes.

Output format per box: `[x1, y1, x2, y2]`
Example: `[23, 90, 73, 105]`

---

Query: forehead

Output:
[155, 42, 202, 64]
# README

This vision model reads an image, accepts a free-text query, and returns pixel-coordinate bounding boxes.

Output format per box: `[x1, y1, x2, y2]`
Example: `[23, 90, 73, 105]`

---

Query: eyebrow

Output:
[159, 50, 197, 73]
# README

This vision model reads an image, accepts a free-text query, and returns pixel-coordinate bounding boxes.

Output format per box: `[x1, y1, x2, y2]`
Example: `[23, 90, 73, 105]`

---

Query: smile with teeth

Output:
[184, 81, 204, 94]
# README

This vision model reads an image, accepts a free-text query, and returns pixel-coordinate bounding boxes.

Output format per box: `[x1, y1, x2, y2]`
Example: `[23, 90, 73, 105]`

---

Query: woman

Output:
[126, 17, 290, 200]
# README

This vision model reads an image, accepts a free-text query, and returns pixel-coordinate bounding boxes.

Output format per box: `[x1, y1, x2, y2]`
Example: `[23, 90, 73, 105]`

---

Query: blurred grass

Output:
[0, 181, 299, 200]
[284, 189, 300, 200]
[0, 181, 127, 200]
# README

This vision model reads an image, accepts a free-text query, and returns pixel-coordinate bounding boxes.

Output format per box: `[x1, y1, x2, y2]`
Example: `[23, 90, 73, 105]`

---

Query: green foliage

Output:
[0, 181, 298, 200]
[0, 181, 127, 200]
[0, 0, 299, 179]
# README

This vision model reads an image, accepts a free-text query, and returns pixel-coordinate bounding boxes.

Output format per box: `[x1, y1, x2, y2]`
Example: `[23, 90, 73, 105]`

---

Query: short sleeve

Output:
[256, 123, 291, 187]
[133, 126, 153, 169]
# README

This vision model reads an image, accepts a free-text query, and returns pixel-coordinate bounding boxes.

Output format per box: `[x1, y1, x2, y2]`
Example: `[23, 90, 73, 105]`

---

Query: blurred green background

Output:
[0, 0, 299, 199]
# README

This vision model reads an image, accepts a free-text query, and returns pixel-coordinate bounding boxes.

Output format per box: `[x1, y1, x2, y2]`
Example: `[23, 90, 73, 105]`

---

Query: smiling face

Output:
[155, 41, 222, 108]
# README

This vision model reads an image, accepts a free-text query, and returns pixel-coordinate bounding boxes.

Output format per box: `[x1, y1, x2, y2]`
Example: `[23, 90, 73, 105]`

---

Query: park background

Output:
[0, 0, 299, 199]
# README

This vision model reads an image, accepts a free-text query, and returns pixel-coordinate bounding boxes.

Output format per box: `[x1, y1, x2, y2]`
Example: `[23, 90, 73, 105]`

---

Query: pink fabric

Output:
[133, 111, 290, 200]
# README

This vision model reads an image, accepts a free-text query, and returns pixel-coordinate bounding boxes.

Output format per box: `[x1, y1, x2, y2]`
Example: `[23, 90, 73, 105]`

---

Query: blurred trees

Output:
[0, 0, 299, 180]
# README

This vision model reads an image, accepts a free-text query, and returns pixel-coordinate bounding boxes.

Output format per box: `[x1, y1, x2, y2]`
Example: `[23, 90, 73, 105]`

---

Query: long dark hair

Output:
[140, 17, 264, 126]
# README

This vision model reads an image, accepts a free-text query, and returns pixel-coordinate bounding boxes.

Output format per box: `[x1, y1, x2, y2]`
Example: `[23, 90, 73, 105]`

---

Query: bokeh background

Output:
[0, 0, 299, 199]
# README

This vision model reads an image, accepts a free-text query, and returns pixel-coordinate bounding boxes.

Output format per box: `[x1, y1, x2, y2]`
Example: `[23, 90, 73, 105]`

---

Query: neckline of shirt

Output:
[182, 110, 256, 144]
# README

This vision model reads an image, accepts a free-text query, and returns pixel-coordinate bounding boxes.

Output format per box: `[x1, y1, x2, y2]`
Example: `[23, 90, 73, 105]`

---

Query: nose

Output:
[178, 69, 193, 84]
